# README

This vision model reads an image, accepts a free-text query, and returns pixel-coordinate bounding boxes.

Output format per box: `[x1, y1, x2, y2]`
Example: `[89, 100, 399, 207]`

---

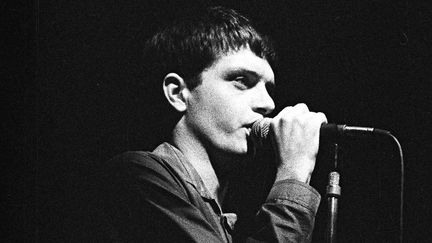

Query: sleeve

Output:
[100, 151, 226, 243]
[244, 179, 321, 243]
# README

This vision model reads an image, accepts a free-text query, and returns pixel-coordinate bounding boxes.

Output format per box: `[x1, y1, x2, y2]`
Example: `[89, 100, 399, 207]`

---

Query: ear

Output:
[162, 73, 189, 112]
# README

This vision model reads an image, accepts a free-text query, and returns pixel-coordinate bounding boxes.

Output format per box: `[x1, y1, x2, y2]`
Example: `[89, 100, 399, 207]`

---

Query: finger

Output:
[315, 112, 328, 125]
[293, 103, 309, 113]
[297, 112, 325, 133]
[278, 103, 309, 119]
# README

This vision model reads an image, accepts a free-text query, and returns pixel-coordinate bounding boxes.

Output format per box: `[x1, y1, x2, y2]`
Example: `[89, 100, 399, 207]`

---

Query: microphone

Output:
[251, 117, 390, 146]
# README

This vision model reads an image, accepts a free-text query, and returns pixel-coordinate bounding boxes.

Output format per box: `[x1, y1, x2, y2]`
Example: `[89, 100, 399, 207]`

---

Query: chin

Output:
[212, 134, 251, 157]
[222, 141, 250, 156]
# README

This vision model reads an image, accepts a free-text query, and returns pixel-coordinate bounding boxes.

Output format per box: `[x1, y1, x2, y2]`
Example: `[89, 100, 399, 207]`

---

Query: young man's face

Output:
[184, 47, 275, 156]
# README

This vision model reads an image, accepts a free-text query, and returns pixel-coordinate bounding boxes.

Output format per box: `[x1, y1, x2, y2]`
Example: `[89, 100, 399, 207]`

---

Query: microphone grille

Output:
[251, 118, 271, 145]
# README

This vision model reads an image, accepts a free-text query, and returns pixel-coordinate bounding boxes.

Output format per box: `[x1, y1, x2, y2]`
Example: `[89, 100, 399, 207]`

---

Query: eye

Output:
[232, 76, 253, 90]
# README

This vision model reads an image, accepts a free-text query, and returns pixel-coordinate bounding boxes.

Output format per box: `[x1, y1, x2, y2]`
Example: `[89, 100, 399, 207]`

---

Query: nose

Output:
[252, 82, 275, 115]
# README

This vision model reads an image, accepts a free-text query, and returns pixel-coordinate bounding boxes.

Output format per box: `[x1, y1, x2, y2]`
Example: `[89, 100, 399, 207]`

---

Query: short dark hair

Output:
[144, 6, 276, 89]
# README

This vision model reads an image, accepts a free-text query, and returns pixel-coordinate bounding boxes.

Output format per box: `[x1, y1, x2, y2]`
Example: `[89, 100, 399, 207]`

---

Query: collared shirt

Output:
[101, 142, 321, 242]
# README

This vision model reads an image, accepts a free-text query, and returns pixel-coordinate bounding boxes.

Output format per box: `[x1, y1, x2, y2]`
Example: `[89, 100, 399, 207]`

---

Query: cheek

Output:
[190, 86, 251, 131]
[213, 96, 249, 127]
[213, 93, 243, 114]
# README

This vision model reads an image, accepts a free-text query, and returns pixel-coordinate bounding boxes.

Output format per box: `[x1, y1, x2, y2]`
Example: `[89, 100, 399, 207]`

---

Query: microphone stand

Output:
[326, 144, 341, 243]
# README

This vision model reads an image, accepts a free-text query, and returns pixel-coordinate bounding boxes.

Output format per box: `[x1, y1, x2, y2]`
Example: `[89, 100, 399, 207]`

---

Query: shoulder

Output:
[103, 150, 188, 195]
[105, 151, 174, 180]
[107, 150, 163, 171]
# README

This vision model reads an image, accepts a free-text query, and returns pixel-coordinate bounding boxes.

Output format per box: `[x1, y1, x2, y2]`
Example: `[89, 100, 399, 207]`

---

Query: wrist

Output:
[274, 153, 317, 184]
[275, 170, 311, 184]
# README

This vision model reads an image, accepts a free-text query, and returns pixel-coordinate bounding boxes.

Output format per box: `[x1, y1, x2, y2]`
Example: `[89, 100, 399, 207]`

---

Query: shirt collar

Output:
[153, 142, 215, 200]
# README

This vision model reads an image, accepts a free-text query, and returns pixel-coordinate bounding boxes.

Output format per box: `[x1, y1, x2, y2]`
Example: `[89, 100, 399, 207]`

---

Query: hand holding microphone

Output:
[253, 104, 327, 184]
[250, 103, 390, 184]
[252, 111, 389, 145]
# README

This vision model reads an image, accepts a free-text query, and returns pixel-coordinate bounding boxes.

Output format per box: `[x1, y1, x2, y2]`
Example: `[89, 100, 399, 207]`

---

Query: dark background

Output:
[3, 0, 431, 242]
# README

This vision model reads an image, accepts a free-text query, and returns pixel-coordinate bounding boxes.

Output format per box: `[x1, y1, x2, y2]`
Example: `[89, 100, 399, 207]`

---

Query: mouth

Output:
[244, 119, 260, 137]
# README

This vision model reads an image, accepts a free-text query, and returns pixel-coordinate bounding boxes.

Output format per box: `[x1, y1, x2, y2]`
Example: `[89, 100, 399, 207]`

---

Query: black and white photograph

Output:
[3, 0, 431, 242]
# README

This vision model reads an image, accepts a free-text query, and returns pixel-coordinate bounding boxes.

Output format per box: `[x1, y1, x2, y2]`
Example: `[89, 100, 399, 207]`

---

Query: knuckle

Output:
[295, 103, 309, 112]
[316, 112, 328, 123]
[281, 106, 293, 113]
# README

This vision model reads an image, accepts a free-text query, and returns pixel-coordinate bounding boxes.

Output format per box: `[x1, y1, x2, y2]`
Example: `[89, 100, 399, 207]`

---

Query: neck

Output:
[171, 120, 226, 203]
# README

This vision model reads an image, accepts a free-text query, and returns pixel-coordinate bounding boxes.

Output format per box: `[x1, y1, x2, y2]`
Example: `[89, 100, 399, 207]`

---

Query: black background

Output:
[3, 0, 431, 242]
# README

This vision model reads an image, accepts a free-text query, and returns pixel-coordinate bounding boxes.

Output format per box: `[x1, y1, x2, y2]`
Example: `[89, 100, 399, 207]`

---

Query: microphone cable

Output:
[376, 129, 404, 243]
[386, 132, 404, 243]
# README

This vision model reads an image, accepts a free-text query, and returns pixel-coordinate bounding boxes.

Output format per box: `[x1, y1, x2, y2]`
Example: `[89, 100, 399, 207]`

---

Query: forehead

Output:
[205, 48, 275, 84]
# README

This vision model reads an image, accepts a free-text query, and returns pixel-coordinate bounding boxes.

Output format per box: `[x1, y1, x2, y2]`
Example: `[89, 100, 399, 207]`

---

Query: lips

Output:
[244, 118, 262, 136]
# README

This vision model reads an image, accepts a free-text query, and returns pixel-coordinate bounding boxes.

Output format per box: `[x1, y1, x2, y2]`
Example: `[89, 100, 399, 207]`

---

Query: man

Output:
[101, 6, 327, 242]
